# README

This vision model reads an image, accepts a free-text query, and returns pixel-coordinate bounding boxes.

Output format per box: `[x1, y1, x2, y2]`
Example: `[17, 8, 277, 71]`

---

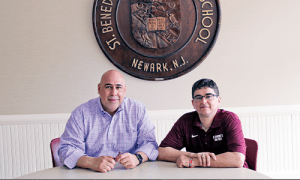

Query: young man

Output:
[58, 70, 158, 172]
[158, 79, 248, 168]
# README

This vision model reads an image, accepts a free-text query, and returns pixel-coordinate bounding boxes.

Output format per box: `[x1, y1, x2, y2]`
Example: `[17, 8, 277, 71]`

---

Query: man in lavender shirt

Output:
[158, 79, 248, 169]
[58, 70, 158, 173]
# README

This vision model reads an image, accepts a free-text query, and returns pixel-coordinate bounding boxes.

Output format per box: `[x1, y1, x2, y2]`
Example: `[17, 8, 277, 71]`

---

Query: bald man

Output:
[58, 70, 158, 173]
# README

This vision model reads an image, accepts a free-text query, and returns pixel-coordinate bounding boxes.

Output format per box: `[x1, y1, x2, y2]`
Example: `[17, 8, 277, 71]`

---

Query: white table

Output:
[16, 161, 271, 179]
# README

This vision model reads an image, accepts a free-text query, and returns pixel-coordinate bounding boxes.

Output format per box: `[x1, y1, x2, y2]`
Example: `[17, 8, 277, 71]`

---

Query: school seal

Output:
[93, 0, 221, 80]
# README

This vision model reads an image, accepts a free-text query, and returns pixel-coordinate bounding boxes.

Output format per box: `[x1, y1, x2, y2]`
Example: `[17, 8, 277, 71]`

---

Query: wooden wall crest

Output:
[93, 0, 221, 81]
[131, 0, 181, 49]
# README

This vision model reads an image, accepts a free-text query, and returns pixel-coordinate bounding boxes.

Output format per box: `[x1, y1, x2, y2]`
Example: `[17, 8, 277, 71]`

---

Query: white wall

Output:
[1, 1, 300, 114]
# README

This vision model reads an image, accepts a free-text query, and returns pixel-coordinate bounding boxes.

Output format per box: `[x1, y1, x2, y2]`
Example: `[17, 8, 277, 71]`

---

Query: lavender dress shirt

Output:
[58, 97, 159, 169]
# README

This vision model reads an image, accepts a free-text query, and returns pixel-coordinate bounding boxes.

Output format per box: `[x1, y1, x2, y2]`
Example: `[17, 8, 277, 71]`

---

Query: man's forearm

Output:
[76, 155, 94, 169]
[193, 152, 245, 168]
[158, 147, 194, 162]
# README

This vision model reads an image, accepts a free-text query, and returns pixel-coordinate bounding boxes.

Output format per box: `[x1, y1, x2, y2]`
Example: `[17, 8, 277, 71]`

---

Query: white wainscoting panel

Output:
[0, 105, 300, 179]
[0, 114, 69, 179]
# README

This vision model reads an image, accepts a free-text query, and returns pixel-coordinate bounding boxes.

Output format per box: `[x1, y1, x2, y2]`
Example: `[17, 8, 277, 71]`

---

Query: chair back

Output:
[245, 138, 258, 171]
[50, 137, 63, 167]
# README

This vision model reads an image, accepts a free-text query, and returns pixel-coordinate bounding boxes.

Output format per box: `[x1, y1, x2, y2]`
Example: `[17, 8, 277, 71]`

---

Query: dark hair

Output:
[192, 79, 219, 98]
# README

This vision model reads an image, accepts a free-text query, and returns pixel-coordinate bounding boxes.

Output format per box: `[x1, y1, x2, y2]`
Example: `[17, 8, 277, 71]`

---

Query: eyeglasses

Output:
[193, 93, 217, 101]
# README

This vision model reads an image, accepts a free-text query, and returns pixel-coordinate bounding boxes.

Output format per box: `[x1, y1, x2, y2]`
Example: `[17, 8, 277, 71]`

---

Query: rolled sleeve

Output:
[135, 126, 159, 160]
[58, 110, 86, 169]
[63, 150, 86, 169]
[135, 142, 159, 161]
[135, 107, 158, 160]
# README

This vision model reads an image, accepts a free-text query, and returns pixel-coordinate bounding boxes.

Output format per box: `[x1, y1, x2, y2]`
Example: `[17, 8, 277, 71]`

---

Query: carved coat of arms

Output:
[93, 0, 221, 80]
[131, 0, 181, 49]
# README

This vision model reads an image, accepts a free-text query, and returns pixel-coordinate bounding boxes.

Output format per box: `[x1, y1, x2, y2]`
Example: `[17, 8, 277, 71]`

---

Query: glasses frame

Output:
[193, 93, 217, 102]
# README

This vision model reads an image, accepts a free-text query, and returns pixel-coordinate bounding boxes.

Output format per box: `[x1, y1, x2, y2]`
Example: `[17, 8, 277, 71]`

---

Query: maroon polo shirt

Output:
[159, 109, 248, 168]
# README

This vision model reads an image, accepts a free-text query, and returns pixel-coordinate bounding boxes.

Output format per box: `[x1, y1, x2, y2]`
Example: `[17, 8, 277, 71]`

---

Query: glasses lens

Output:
[206, 95, 212, 99]
[194, 94, 216, 101]
[194, 96, 203, 101]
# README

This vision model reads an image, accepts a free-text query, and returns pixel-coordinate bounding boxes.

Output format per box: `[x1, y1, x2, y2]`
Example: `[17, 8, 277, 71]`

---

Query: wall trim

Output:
[1, 105, 300, 125]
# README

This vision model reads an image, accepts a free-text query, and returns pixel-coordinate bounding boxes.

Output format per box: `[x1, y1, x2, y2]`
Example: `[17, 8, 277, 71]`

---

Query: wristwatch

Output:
[135, 153, 143, 165]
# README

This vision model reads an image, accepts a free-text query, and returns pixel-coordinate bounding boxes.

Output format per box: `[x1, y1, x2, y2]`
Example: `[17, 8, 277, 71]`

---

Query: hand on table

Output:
[115, 153, 139, 169]
[90, 156, 116, 173]
[176, 152, 217, 168]
[195, 152, 217, 167]
[176, 154, 192, 168]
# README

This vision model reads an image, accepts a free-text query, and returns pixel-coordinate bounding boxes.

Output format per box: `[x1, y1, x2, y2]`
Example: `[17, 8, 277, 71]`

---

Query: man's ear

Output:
[218, 96, 221, 104]
[191, 99, 196, 109]
[97, 83, 101, 93]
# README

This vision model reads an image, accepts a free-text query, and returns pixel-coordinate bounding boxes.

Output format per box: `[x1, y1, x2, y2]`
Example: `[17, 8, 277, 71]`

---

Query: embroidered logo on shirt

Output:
[213, 134, 223, 141]
[191, 134, 198, 138]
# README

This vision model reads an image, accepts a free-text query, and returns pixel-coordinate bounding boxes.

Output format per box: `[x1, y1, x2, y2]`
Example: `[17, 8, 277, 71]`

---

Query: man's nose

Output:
[111, 87, 117, 95]
[200, 97, 207, 103]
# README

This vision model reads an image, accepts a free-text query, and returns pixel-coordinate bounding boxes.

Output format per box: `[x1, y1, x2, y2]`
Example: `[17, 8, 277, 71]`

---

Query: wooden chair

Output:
[50, 137, 63, 167]
[245, 138, 258, 171]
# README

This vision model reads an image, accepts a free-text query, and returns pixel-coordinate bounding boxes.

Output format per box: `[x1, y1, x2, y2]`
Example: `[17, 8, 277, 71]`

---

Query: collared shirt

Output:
[159, 109, 248, 168]
[58, 97, 159, 169]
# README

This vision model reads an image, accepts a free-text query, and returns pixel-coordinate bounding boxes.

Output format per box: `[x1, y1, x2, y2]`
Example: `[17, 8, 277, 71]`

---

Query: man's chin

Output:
[108, 104, 120, 109]
[198, 110, 211, 116]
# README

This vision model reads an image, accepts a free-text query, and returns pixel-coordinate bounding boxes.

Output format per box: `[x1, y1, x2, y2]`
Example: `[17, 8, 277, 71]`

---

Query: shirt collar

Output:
[98, 97, 104, 113]
[117, 97, 126, 112]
